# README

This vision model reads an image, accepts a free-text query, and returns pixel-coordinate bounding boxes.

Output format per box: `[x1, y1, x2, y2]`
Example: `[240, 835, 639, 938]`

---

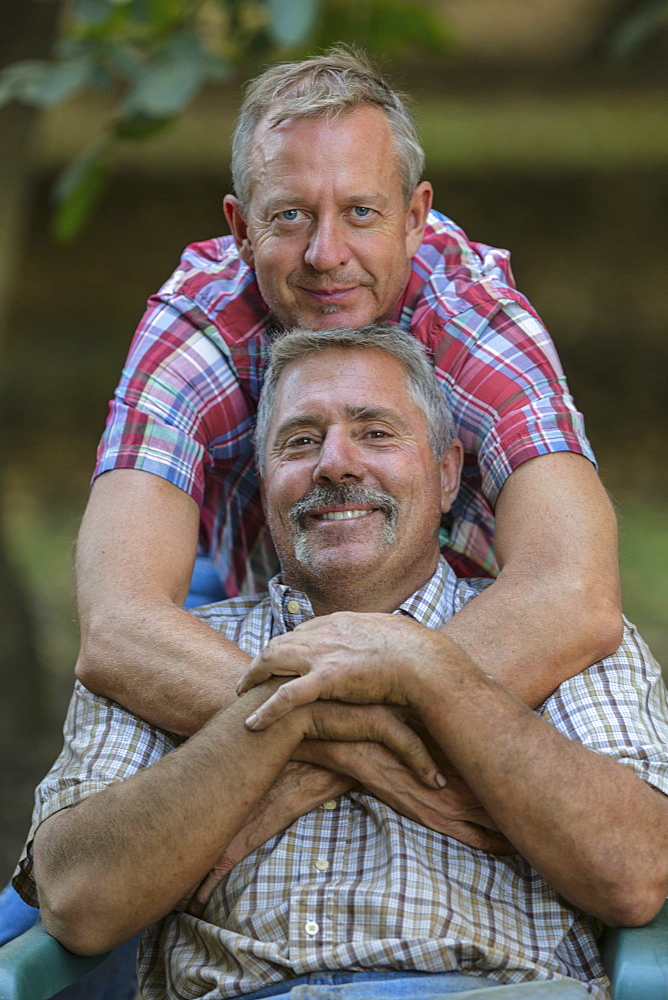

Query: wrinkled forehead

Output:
[247, 105, 402, 192]
[269, 348, 419, 430]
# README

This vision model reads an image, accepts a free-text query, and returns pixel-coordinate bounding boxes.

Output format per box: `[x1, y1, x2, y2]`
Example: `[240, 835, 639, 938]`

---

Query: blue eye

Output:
[352, 206, 372, 217]
[278, 209, 301, 221]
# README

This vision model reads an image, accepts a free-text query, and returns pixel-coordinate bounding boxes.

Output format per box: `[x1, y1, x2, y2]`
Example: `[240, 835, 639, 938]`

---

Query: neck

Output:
[283, 555, 440, 617]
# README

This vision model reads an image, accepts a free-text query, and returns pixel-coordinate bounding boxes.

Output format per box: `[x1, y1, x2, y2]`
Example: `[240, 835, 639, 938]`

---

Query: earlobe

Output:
[223, 195, 254, 267]
[440, 439, 463, 514]
[405, 181, 433, 259]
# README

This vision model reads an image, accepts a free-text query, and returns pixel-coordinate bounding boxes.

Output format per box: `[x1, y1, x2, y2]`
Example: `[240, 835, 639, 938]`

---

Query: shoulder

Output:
[409, 210, 546, 351]
[162, 235, 246, 296]
[154, 236, 269, 343]
[417, 210, 517, 290]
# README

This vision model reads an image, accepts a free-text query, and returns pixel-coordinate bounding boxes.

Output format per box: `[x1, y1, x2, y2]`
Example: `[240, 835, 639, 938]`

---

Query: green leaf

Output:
[0, 61, 50, 106]
[29, 58, 95, 107]
[313, 0, 452, 57]
[72, 0, 116, 26]
[266, 0, 321, 46]
[52, 136, 111, 241]
[123, 57, 206, 116]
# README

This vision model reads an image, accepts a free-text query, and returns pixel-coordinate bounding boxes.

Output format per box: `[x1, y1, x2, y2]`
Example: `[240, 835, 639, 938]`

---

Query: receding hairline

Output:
[245, 103, 411, 207]
[231, 46, 426, 211]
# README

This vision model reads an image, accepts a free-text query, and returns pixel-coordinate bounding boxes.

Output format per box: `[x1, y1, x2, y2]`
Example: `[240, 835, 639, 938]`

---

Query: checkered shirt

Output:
[14, 561, 668, 1000]
[94, 210, 595, 592]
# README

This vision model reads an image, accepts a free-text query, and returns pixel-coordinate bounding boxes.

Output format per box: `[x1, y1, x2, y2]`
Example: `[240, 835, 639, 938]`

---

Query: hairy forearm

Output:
[439, 564, 621, 707]
[77, 598, 251, 736]
[416, 648, 668, 925]
[206, 761, 355, 898]
[241, 615, 668, 924]
[443, 453, 622, 707]
[34, 682, 300, 954]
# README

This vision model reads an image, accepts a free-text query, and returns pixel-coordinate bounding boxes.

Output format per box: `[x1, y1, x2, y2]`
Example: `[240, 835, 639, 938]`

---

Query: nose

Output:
[304, 217, 351, 272]
[313, 428, 364, 484]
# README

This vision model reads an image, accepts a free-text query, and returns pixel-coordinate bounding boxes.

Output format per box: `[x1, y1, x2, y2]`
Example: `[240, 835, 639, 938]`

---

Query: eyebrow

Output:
[272, 405, 408, 444]
[261, 192, 391, 214]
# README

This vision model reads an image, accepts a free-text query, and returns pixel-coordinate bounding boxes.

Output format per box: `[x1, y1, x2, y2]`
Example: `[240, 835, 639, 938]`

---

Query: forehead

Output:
[270, 348, 424, 429]
[248, 106, 404, 203]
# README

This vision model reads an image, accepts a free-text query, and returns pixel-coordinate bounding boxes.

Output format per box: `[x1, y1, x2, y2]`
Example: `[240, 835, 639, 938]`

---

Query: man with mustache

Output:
[14, 324, 668, 999]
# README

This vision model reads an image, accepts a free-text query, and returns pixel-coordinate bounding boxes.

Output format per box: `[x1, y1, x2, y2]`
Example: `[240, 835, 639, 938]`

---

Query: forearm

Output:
[439, 565, 619, 706]
[444, 453, 622, 707]
[416, 648, 668, 925]
[241, 616, 668, 923]
[77, 598, 251, 735]
[75, 470, 250, 735]
[34, 682, 301, 954]
[210, 761, 354, 890]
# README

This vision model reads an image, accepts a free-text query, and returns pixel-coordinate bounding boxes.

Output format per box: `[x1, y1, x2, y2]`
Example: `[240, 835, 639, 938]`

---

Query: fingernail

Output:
[435, 772, 447, 788]
[245, 713, 258, 729]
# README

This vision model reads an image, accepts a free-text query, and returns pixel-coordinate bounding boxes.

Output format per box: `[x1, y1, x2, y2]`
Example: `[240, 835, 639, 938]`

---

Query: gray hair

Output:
[254, 323, 455, 472]
[231, 46, 425, 212]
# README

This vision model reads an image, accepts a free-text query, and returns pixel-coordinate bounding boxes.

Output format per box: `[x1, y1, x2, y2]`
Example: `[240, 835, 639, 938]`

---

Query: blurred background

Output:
[1, 0, 667, 883]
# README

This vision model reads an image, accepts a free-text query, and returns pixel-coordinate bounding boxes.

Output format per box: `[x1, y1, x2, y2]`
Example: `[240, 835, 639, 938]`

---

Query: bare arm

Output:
[75, 469, 251, 735]
[239, 614, 668, 927]
[442, 452, 622, 706]
[33, 693, 441, 955]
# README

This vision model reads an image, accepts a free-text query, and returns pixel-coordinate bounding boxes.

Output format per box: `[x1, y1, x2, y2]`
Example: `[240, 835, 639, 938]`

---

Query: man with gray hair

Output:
[15, 325, 668, 1000]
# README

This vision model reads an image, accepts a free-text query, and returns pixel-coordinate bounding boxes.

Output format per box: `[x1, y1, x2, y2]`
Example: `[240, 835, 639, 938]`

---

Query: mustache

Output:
[288, 269, 374, 291]
[288, 484, 399, 530]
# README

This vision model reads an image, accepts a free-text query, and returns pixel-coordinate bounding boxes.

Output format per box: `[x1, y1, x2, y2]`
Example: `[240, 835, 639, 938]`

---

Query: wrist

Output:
[410, 634, 486, 718]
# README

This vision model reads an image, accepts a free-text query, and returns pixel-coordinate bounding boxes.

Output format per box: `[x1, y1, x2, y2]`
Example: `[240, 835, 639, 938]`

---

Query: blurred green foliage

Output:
[0, 0, 450, 240]
[609, 0, 668, 58]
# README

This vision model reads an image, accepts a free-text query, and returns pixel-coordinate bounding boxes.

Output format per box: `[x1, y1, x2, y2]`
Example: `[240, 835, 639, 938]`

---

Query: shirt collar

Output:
[267, 557, 458, 634]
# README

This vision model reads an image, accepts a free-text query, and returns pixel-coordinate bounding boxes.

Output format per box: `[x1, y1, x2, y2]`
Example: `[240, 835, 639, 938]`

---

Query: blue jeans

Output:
[236, 971, 591, 999]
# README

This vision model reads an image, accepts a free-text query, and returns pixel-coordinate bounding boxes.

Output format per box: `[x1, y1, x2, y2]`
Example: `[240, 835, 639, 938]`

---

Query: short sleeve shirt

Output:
[13, 561, 668, 1000]
[94, 210, 594, 595]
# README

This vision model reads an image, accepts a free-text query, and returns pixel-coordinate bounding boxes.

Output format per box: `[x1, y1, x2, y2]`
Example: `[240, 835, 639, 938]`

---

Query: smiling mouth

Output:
[289, 485, 398, 533]
[315, 508, 374, 521]
[302, 287, 358, 300]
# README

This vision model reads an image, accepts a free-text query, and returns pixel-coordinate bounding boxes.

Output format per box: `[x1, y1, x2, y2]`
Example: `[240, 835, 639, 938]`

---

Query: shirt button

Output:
[314, 859, 329, 871]
[287, 600, 300, 614]
[305, 920, 319, 936]
[322, 800, 337, 810]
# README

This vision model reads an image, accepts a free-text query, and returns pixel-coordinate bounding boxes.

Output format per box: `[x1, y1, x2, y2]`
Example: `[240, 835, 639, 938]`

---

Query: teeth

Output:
[319, 509, 369, 521]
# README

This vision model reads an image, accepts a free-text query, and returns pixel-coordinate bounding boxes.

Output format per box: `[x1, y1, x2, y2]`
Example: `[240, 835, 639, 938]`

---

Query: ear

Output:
[404, 181, 433, 259]
[223, 195, 255, 267]
[440, 438, 463, 514]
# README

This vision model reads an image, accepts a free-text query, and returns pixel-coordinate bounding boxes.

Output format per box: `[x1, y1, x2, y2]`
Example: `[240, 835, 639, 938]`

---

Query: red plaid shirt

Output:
[95, 210, 594, 596]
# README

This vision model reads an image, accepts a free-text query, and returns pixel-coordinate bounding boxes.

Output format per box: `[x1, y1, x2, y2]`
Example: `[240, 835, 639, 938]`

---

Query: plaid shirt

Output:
[15, 561, 668, 1000]
[94, 211, 594, 593]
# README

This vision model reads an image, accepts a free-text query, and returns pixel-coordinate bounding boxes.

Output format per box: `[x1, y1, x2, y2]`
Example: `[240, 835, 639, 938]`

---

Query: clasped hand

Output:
[239, 611, 448, 730]
[237, 614, 512, 855]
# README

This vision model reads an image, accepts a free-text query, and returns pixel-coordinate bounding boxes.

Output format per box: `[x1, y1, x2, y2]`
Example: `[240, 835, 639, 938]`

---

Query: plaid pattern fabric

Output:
[94, 211, 595, 593]
[14, 562, 668, 1000]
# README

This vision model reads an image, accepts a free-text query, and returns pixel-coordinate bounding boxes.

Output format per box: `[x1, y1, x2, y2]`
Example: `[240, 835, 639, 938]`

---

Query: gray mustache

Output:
[289, 484, 399, 530]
